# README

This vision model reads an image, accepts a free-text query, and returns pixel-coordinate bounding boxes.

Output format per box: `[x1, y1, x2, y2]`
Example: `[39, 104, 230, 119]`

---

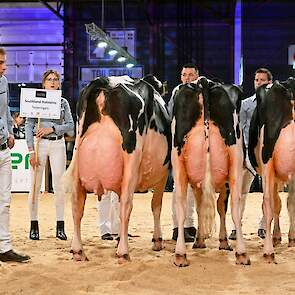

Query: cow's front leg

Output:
[287, 176, 295, 247]
[272, 185, 282, 246]
[172, 150, 189, 267]
[71, 180, 88, 261]
[151, 173, 167, 251]
[229, 145, 250, 265]
[116, 149, 141, 264]
[217, 185, 232, 251]
[262, 160, 276, 263]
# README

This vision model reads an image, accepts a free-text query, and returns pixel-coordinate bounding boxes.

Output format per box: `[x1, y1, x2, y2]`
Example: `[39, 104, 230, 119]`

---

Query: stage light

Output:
[117, 56, 126, 62]
[97, 41, 108, 48]
[108, 49, 118, 56]
[86, 23, 137, 67]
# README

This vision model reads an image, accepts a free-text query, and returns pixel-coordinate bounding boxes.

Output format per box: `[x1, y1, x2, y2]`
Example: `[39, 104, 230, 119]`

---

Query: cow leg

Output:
[228, 144, 250, 265]
[217, 185, 232, 251]
[272, 184, 282, 247]
[116, 150, 142, 264]
[193, 188, 206, 249]
[287, 176, 295, 247]
[172, 151, 189, 267]
[151, 173, 168, 251]
[262, 160, 276, 263]
[71, 180, 88, 261]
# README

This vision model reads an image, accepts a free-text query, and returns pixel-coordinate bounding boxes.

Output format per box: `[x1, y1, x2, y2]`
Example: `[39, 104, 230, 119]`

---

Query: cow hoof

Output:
[288, 238, 295, 247]
[219, 239, 233, 251]
[192, 241, 206, 249]
[152, 237, 163, 251]
[235, 252, 251, 265]
[174, 253, 189, 267]
[70, 249, 89, 262]
[272, 237, 282, 247]
[116, 253, 130, 264]
[263, 253, 277, 264]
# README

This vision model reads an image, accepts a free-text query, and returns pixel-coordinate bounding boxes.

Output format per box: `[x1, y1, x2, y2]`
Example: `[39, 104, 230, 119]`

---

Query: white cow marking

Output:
[128, 114, 134, 132]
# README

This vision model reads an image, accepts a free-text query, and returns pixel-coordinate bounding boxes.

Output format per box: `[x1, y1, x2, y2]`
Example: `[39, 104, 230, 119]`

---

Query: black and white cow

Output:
[66, 75, 171, 263]
[171, 77, 248, 266]
[248, 77, 295, 263]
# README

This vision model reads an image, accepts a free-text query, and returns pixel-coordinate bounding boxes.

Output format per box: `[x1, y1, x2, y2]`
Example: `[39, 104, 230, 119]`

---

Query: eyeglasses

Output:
[46, 78, 59, 82]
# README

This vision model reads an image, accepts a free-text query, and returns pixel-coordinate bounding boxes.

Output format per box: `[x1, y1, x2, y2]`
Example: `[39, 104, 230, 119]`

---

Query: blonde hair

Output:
[42, 69, 61, 89]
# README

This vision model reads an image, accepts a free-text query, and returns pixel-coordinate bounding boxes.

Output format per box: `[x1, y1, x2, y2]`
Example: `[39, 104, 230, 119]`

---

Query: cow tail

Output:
[199, 77, 216, 237]
[200, 152, 216, 237]
[62, 114, 85, 195]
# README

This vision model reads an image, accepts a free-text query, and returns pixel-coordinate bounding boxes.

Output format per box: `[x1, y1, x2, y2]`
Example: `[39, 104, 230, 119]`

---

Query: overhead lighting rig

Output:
[85, 22, 136, 68]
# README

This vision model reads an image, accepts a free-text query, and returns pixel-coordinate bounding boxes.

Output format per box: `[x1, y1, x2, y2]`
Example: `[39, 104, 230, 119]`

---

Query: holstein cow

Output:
[248, 77, 295, 263]
[171, 77, 248, 266]
[66, 75, 171, 263]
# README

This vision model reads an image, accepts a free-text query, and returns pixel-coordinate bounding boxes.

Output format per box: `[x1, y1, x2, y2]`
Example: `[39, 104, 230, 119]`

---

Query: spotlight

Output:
[117, 56, 126, 62]
[97, 41, 108, 48]
[126, 63, 134, 68]
[108, 49, 118, 56]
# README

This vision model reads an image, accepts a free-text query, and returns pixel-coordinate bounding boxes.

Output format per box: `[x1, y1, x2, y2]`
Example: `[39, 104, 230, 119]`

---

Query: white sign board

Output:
[20, 88, 61, 119]
[11, 139, 45, 192]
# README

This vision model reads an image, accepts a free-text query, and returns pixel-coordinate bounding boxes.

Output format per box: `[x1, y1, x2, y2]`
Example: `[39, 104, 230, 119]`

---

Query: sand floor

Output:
[0, 191, 294, 295]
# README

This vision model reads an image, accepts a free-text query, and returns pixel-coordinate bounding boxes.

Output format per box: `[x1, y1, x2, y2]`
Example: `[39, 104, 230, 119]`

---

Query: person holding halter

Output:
[25, 69, 74, 240]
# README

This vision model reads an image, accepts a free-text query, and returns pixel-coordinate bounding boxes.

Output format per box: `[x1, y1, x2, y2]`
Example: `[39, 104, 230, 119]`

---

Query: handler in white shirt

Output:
[25, 69, 74, 241]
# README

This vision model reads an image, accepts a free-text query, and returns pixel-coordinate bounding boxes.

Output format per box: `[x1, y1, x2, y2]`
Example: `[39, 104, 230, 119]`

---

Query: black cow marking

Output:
[249, 79, 295, 168]
[173, 84, 203, 155]
[172, 78, 243, 155]
[77, 75, 171, 161]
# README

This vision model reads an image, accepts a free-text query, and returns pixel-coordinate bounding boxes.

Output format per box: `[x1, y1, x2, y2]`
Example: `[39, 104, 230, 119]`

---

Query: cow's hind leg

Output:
[193, 189, 207, 249]
[228, 144, 250, 265]
[116, 150, 142, 264]
[287, 176, 295, 247]
[272, 184, 282, 247]
[151, 173, 167, 251]
[262, 160, 276, 263]
[218, 184, 232, 251]
[172, 152, 189, 267]
[71, 180, 88, 261]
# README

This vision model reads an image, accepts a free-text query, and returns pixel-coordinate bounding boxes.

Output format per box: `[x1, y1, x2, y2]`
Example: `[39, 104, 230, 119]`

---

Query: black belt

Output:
[43, 135, 63, 141]
[0, 142, 8, 150]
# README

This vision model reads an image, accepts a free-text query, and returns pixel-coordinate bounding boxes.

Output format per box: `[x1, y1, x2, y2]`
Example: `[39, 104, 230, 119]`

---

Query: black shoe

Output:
[185, 227, 197, 237]
[101, 233, 113, 240]
[172, 228, 178, 241]
[0, 250, 30, 262]
[56, 221, 67, 240]
[228, 230, 236, 240]
[258, 229, 266, 239]
[30, 220, 39, 240]
[184, 231, 195, 243]
[172, 228, 195, 243]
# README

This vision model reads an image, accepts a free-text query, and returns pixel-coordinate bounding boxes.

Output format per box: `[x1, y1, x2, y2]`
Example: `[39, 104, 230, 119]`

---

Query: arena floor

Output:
[0, 191, 294, 295]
